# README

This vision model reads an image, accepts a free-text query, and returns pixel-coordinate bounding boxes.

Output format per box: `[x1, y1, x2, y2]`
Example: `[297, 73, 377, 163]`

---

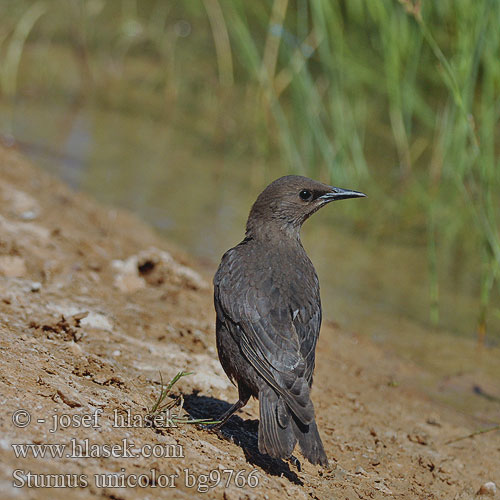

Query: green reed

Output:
[0, 0, 498, 339]
[226, 0, 500, 340]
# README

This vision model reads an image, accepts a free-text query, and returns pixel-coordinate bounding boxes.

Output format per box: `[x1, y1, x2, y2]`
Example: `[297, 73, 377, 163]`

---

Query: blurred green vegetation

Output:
[0, 0, 499, 340]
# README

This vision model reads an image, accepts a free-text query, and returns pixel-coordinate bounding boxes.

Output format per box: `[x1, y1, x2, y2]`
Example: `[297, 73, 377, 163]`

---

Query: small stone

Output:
[80, 311, 112, 332]
[56, 388, 83, 408]
[477, 481, 497, 496]
[30, 282, 42, 292]
[20, 210, 38, 221]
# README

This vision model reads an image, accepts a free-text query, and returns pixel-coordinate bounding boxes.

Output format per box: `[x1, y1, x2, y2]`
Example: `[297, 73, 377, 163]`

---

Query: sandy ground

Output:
[0, 146, 499, 500]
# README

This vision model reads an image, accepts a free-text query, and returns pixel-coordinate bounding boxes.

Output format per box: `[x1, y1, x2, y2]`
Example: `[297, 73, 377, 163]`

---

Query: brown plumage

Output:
[213, 175, 365, 466]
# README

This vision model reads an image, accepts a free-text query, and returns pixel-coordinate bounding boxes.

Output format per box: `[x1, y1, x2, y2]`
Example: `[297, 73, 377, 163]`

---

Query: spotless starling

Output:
[213, 175, 365, 466]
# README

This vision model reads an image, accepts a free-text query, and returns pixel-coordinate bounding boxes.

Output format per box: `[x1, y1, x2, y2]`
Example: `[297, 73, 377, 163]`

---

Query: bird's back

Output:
[214, 235, 328, 465]
[214, 235, 322, 390]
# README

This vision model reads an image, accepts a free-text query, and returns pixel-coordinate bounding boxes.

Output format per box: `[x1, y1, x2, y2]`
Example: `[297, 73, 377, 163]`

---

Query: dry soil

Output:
[0, 146, 499, 500]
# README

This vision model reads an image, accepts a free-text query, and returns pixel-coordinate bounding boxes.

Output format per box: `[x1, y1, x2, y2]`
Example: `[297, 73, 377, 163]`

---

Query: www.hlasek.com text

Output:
[12, 439, 184, 459]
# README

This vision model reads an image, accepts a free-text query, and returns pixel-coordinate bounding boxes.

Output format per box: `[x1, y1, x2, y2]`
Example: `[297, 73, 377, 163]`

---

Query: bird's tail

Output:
[258, 386, 296, 460]
[258, 386, 328, 466]
[291, 415, 328, 466]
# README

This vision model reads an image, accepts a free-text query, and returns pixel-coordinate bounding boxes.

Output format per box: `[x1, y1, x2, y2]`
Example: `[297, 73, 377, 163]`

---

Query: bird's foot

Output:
[288, 455, 302, 472]
[198, 422, 229, 440]
[198, 422, 220, 432]
[207, 421, 224, 431]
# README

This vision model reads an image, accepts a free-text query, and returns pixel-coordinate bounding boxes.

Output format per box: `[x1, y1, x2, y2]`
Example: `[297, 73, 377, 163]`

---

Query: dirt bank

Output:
[0, 146, 498, 499]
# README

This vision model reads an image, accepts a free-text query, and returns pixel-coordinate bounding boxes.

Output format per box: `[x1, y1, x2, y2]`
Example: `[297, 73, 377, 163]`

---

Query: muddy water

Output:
[1, 85, 499, 421]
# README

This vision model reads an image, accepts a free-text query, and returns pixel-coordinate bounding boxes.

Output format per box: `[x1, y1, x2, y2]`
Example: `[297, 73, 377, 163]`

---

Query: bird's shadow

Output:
[184, 391, 303, 485]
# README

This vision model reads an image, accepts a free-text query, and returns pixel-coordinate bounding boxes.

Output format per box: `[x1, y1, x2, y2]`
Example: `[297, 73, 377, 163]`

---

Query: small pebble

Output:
[477, 481, 497, 497]
[30, 282, 42, 292]
[20, 210, 38, 221]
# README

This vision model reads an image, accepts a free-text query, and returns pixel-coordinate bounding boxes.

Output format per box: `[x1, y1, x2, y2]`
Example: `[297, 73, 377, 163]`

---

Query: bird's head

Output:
[246, 175, 366, 239]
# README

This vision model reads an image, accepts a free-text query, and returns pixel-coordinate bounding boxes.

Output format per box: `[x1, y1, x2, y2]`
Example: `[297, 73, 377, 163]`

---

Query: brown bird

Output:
[213, 175, 365, 466]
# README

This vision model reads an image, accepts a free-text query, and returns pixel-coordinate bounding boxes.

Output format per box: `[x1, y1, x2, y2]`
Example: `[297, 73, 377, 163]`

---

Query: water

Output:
[3, 95, 496, 340]
[1, 45, 499, 421]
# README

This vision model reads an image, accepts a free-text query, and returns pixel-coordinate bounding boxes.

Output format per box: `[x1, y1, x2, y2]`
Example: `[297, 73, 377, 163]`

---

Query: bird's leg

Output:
[211, 385, 251, 430]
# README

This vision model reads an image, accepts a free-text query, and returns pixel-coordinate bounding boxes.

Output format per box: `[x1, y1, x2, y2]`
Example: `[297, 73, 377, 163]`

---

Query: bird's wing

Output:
[292, 294, 322, 386]
[214, 246, 316, 424]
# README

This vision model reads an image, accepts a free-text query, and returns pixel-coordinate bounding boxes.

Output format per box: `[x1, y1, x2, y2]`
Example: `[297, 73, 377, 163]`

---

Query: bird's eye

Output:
[299, 189, 313, 201]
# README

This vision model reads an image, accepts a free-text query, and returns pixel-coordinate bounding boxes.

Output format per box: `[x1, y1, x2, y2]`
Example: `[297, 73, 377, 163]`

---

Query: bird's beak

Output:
[319, 186, 366, 202]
